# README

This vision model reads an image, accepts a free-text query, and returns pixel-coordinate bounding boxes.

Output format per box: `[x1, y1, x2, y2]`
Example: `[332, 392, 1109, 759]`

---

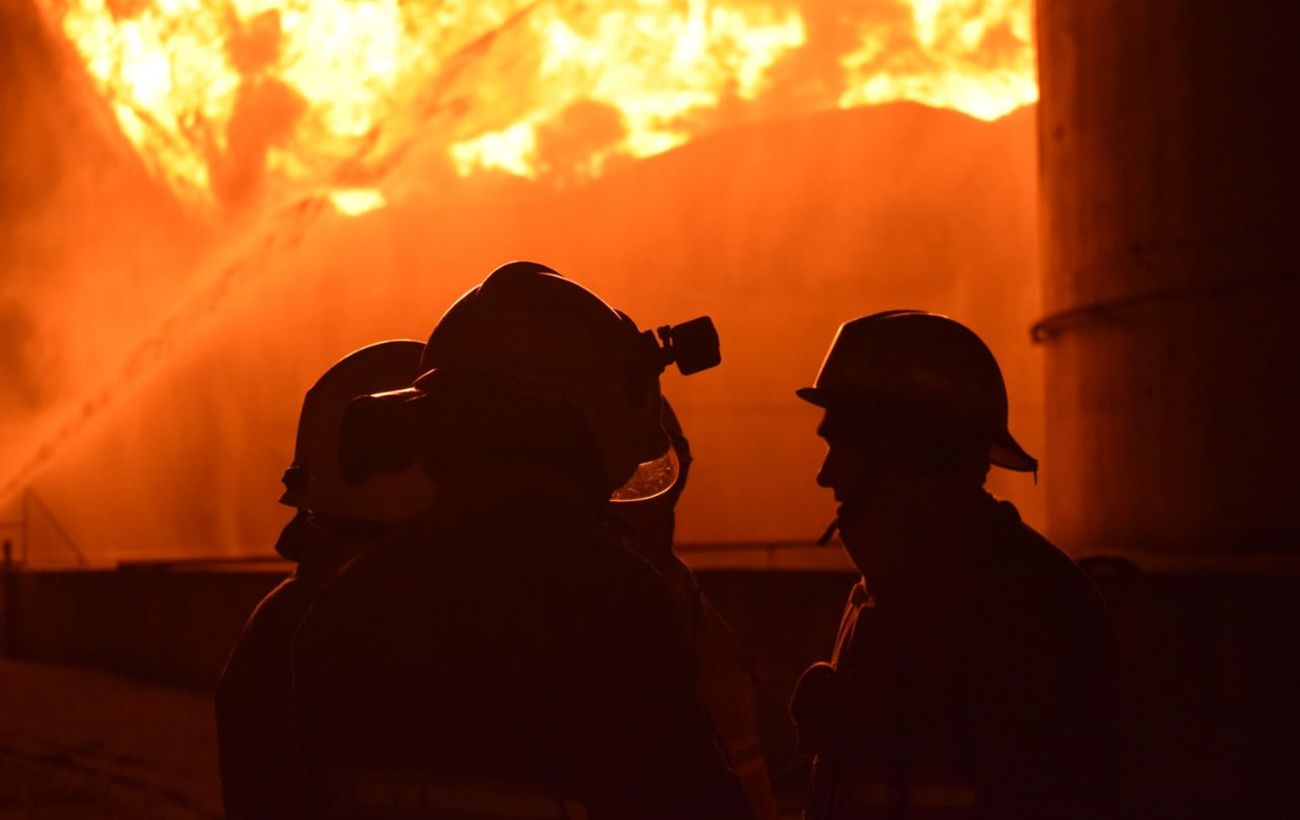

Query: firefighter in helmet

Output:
[791, 311, 1119, 820]
[608, 398, 781, 820]
[292, 262, 750, 820]
[215, 340, 433, 820]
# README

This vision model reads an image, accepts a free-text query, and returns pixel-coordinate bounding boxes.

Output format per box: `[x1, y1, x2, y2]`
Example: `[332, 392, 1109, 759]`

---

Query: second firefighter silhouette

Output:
[216, 340, 432, 820]
[292, 262, 750, 819]
[607, 399, 780, 820]
[791, 311, 1119, 820]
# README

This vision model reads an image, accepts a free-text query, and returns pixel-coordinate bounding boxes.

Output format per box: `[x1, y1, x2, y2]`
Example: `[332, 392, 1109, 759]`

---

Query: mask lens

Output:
[609, 446, 680, 503]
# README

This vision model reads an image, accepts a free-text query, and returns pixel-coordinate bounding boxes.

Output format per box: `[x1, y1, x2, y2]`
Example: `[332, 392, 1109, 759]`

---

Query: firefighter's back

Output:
[294, 492, 749, 820]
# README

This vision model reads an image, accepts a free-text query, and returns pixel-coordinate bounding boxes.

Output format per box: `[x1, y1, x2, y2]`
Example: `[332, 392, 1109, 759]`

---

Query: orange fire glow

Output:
[446, 3, 807, 180]
[841, 0, 1036, 120]
[40, 0, 1036, 210]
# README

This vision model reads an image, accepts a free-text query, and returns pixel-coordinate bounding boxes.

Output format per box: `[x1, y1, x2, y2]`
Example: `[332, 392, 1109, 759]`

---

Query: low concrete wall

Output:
[0, 563, 854, 783]
[1, 567, 282, 687]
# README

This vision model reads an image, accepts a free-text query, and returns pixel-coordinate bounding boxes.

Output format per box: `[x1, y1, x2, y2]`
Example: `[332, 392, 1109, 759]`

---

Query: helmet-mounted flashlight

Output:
[645, 316, 721, 375]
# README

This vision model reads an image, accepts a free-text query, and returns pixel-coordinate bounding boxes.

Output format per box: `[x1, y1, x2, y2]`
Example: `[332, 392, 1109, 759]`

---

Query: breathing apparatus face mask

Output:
[610, 444, 681, 503]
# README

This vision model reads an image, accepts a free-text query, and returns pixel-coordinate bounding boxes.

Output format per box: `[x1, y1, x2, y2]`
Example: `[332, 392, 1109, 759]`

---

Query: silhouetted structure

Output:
[216, 340, 431, 820]
[1036, 2, 1300, 816]
[791, 312, 1118, 819]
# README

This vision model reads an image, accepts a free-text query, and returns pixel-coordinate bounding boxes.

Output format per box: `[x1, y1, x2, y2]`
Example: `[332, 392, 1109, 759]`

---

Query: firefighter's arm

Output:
[217, 577, 307, 820]
[789, 661, 839, 757]
[524, 559, 754, 820]
[693, 594, 780, 820]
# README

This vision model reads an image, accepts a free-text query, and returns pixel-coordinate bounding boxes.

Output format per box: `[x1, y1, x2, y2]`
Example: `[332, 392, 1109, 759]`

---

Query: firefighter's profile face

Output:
[817, 442, 871, 503]
[815, 409, 886, 505]
[815, 421, 916, 584]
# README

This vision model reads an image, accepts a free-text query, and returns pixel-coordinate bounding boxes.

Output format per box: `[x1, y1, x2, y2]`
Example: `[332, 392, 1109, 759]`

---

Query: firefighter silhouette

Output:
[791, 311, 1119, 820]
[215, 340, 433, 820]
[291, 262, 750, 819]
[607, 397, 781, 820]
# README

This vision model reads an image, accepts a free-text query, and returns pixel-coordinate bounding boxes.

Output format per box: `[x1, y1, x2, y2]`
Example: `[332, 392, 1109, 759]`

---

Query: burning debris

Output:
[4, 0, 1042, 564]
[39, 0, 1035, 211]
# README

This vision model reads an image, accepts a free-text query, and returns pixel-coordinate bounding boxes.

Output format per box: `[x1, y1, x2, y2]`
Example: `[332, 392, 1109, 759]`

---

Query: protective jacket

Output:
[793, 492, 1118, 820]
[216, 513, 371, 820]
[292, 481, 752, 820]
[651, 554, 779, 820]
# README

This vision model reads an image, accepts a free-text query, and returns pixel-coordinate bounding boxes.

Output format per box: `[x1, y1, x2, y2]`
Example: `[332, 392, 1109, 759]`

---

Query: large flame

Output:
[839, 0, 1036, 120]
[448, 3, 806, 180]
[40, 0, 1035, 211]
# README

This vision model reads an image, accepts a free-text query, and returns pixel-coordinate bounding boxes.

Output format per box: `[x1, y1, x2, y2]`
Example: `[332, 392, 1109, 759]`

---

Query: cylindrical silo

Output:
[1035, 0, 1300, 559]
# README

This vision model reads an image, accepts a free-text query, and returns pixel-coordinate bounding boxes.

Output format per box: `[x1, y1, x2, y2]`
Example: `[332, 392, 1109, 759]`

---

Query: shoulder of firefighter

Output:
[291, 504, 754, 820]
[791, 499, 1118, 820]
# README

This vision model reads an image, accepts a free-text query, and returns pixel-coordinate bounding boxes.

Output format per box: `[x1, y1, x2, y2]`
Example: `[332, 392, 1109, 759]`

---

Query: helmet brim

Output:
[990, 432, 1038, 473]
[795, 386, 833, 407]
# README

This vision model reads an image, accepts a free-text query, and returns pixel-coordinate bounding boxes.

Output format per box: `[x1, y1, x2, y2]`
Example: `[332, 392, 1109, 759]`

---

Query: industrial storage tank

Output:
[1036, 2, 1300, 816]
[1036, 0, 1300, 559]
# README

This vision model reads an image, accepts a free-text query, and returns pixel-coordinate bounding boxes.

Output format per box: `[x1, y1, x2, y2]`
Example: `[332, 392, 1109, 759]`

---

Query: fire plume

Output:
[39, 0, 1036, 210]
[840, 0, 1036, 121]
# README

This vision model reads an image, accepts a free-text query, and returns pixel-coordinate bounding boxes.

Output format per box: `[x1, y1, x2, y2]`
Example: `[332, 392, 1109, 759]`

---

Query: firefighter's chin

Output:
[835, 499, 912, 597]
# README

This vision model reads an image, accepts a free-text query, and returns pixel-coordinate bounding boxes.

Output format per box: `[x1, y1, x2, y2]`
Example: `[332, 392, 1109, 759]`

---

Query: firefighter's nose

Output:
[817, 449, 836, 489]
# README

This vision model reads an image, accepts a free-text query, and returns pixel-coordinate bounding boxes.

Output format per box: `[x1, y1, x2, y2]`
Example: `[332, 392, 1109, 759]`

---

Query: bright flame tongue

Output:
[44, 0, 1035, 209]
[56, 0, 520, 208]
[450, 3, 807, 180]
[840, 0, 1037, 121]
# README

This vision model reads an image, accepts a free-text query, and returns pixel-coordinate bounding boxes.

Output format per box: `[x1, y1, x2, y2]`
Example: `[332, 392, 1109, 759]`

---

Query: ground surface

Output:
[0, 659, 220, 819]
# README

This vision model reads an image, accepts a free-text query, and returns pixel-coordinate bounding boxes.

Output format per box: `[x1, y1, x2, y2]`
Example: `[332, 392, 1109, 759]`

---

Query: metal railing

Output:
[0, 489, 87, 569]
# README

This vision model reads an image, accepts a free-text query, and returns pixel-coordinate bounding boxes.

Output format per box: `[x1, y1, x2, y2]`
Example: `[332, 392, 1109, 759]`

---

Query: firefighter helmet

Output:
[281, 340, 434, 523]
[797, 311, 1036, 472]
[343, 262, 720, 498]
